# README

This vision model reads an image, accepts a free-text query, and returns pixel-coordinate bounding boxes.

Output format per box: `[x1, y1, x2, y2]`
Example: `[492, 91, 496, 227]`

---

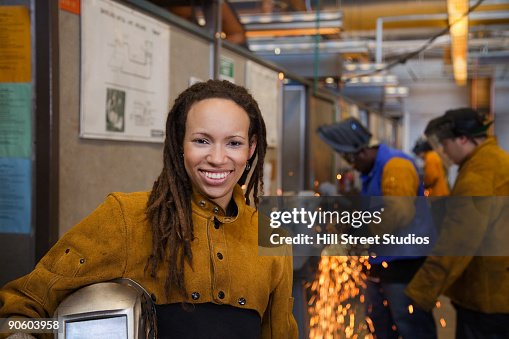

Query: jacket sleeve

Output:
[0, 195, 128, 326]
[423, 152, 440, 189]
[370, 158, 418, 234]
[406, 193, 493, 310]
[405, 256, 473, 311]
[261, 248, 298, 339]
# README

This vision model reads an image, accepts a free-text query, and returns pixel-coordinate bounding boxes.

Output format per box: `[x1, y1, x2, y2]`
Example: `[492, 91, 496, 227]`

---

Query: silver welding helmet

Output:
[424, 108, 492, 167]
[54, 278, 156, 339]
[317, 117, 373, 154]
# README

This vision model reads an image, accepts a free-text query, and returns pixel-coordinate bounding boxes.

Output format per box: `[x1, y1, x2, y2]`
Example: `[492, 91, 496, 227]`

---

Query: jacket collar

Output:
[459, 136, 497, 169]
[191, 184, 246, 222]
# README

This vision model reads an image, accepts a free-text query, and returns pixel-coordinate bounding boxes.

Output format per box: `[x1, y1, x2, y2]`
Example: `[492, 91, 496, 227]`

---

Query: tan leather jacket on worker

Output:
[0, 185, 297, 338]
[423, 151, 450, 197]
[406, 137, 509, 313]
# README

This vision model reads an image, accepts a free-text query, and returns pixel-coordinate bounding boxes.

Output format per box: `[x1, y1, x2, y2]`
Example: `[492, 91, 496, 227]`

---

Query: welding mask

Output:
[412, 137, 432, 155]
[317, 117, 377, 166]
[54, 278, 157, 339]
[424, 108, 492, 167]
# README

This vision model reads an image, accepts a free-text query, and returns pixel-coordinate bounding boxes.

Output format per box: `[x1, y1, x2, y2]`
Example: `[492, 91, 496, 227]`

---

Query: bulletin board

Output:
[0, 5, 32, 235]
[80, 0, 170, 142]
[245, 60, 282, 147]
[0, 1, 34, 287]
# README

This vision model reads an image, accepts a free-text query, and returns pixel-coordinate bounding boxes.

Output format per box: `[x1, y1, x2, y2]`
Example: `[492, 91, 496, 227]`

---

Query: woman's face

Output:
[183, 98, 256, 210]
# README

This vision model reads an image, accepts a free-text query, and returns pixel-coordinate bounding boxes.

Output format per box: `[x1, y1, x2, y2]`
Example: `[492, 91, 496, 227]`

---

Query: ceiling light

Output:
[385, 86, 409, 97]
[245, 27, 340, 38]
[240, 10, 342, 38]
[341, 75, 398, 86]
[342, 63, 386, 74]
[447, 0, 469, 86]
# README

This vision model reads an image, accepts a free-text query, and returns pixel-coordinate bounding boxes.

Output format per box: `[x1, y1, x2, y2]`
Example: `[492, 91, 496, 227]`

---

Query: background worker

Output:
[412, 138, 450, 197]
[318, 118, 436, 339]
[406, 107, 509, 339]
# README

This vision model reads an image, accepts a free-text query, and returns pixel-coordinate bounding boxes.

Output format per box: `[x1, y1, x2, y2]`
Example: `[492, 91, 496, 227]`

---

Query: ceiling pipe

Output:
[249, 35, 509, 55]
[376, 10, 509, 63]
[376, 13, 448, 63]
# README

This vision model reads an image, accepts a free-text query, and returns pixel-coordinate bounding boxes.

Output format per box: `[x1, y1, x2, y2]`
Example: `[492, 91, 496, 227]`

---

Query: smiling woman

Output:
[183, 98, 257, 210]
[0, 80, 298, 339]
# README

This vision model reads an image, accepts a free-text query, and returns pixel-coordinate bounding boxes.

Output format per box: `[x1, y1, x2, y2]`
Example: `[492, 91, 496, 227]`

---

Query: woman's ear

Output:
[249, 136, 258, 159]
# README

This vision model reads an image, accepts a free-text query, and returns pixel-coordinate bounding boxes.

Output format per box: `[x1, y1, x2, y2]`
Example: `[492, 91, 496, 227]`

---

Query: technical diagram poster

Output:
[80, 0, 170, 142]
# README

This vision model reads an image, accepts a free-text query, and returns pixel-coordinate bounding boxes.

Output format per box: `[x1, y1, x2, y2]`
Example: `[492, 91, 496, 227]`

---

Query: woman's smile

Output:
[200, 170, 232, 183]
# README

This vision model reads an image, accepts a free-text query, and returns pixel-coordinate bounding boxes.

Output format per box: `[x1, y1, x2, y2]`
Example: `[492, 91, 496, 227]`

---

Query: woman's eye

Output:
[229, 141, 242, 147]
[193, 138, 209, 144]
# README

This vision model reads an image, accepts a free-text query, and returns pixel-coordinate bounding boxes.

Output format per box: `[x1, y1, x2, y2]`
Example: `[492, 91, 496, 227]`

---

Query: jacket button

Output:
[217, 252, 223, 260]
[191, 292, 200, 300]
[151, 293, 157, 302]
[213, 207, 219, 214]
[79, 258, 85, 264]
[218, 291, 225, 299]
[214, 218, 221, 229]
[238, 297, 246, 305]
[199, 200, 206, 207]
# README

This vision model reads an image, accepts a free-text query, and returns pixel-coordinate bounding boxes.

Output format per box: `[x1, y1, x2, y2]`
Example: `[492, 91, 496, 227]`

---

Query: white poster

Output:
[245, 61, 281, 147]
[80, 0, 170, 142]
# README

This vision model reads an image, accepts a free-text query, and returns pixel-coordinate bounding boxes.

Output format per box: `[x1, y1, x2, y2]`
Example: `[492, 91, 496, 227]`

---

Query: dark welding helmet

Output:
[424, 108, 492, 167]
[412, 137, 432, 155]
[424, 108, 492, 142]
[317, 117, 373, 154]
[54, 278, 157, 339]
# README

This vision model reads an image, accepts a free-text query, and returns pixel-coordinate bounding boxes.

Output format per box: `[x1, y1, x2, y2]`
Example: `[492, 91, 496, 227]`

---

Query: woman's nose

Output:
[207, 145, 227, 164]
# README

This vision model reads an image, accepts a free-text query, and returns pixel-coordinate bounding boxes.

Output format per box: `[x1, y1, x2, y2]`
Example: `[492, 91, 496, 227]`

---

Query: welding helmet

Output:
[424, 108, 491, 142]
[317, 117, 374, 154]
[412, 137, 432, 155]
[424, 108, 492, 167]
[54, 278, 157, 339]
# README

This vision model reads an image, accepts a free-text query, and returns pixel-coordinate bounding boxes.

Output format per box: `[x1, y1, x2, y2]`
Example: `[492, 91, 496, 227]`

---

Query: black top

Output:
[156, 302, 261, 339]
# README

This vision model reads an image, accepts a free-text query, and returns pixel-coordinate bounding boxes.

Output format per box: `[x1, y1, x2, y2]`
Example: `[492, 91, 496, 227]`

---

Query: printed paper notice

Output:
[80, 0, 170, 142]
[245, 61, 281, 147]
[0, 157, 31, 234]
[0, 83, 32, 158]
[0, 6, 31, 82]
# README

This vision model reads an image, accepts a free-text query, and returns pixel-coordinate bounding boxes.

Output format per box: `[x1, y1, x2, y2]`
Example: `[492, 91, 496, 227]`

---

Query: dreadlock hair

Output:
[145, 79, 267, 299]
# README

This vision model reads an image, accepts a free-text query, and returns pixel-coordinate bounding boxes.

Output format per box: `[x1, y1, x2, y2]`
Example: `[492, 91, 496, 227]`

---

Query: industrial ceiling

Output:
[148, 0, 509, 114]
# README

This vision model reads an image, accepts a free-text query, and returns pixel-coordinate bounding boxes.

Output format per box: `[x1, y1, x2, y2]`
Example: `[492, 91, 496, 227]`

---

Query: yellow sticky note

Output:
[0, 6, 31, 82]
